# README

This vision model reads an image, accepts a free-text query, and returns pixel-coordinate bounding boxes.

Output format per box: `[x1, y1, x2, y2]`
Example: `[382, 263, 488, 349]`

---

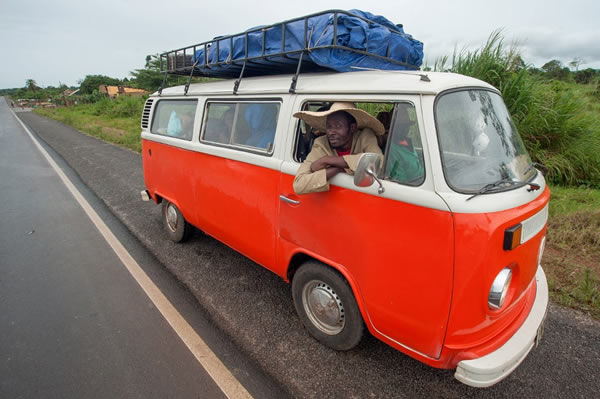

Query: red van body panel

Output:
[142, 140, 280, 271]
[278, 174, 454, 359]
[439, 186, 550, 367]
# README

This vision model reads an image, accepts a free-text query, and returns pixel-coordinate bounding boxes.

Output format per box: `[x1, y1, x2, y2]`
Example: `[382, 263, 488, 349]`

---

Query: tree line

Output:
[531, 59, 600, 85]
[0, 55, 211, 104]
[2, 52, 598, 105]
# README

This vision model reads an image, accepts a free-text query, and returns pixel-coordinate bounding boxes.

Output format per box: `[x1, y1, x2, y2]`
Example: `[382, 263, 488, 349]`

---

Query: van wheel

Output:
[161, 201, 191, 242]
[292, 261, 364, 351]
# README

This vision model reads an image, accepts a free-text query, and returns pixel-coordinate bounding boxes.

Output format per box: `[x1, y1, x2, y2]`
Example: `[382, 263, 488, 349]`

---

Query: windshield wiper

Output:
[466, 178, 540, 201]
[524, 161, 547, 176]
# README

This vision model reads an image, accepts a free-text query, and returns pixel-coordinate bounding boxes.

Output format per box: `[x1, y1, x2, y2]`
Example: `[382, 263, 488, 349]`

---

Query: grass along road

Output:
[545, 186, 600, 318]
[35, 97, 143, 152]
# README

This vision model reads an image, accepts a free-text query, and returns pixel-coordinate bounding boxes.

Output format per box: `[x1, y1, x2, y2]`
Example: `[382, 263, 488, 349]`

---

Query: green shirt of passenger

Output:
[386, 141, 424, 184]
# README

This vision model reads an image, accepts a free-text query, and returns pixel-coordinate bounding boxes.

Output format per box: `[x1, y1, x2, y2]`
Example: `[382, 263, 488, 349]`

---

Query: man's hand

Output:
[325, 167, 345, 180]
[310, 155, 349, 181]
[310, 155, 348, 172]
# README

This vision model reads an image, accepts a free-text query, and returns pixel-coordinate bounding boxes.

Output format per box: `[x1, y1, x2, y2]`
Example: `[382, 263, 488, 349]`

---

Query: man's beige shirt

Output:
[293, 128, 383, 195]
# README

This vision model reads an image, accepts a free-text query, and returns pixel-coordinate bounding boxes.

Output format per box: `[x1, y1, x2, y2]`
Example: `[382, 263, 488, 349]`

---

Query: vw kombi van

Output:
[140, 69, 549, 387]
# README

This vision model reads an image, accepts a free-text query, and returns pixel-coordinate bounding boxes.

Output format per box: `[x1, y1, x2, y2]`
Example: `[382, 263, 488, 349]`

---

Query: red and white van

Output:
[140, 70, 549, 387]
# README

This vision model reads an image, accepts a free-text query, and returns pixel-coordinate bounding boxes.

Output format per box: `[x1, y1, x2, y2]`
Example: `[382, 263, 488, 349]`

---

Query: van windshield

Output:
[435, 89, 536, 193]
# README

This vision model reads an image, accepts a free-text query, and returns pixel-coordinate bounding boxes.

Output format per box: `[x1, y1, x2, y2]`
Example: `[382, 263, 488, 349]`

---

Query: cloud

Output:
[514, 28, 600, 68]
[2, 0, 600, 88]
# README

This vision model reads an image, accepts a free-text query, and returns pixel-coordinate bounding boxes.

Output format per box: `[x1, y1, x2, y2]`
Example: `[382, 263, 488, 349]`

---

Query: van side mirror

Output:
[354, 153, 385, 194]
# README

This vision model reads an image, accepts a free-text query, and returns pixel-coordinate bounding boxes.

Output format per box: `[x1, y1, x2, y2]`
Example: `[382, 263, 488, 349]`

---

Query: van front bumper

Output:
[454, 266, 548, 388]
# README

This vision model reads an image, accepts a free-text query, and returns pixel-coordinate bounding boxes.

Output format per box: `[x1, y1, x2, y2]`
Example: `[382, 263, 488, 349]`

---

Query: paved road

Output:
[0, 101, 225, 398]
[0, 99, 286, 399]
[12, 102, 600, 398]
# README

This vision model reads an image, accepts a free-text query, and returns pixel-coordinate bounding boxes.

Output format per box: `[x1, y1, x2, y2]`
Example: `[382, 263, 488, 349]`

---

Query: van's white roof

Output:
[155, 71, 497, 97]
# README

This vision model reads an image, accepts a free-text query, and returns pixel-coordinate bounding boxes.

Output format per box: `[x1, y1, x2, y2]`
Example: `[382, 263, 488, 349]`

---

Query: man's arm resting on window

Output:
[293, 142, 339, 195]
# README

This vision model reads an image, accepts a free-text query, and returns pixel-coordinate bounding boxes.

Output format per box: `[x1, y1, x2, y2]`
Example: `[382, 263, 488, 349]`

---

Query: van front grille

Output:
[141, 99, 154, 129]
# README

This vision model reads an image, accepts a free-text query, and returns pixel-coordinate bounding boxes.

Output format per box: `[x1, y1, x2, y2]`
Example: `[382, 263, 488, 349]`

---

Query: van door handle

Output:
[279, 195, 300, 205]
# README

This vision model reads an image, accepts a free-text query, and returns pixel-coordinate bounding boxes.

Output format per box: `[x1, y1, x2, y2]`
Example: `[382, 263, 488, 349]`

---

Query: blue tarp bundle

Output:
[188, 10, 423, 77]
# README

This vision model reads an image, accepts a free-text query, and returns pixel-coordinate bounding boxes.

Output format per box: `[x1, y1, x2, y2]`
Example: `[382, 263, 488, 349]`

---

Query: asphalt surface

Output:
[11, 102, 600, 398]
[0, 101, 226, 398]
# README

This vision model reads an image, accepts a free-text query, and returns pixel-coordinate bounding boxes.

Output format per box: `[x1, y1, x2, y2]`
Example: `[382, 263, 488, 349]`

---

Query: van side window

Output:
[383, 103, 425, 186]
[202, 102, 280, 153]
[150, 100, 197, 141]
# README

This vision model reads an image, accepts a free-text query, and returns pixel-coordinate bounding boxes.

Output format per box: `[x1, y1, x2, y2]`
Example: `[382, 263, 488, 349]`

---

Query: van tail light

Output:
[503, 224, 522, 250]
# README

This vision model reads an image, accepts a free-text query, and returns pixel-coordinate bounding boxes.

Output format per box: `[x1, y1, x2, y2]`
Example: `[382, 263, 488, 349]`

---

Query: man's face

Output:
[326, 112, 355, 150]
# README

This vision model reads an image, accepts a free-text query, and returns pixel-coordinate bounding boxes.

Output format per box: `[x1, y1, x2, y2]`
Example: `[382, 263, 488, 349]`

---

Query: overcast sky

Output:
[1, 0, 598, 89]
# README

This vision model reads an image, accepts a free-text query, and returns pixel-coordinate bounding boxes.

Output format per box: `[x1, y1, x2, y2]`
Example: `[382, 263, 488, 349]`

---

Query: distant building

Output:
[63, 88, 80, 97]
[99, 85, 147, 98]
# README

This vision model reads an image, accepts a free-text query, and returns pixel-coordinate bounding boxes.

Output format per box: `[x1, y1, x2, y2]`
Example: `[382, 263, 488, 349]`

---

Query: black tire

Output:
[292, 261, 364, 351]
[161, 200, 192, 243]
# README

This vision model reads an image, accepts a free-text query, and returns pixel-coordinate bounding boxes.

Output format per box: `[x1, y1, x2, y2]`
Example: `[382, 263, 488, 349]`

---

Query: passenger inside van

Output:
[167, 111, 182, 136]
[204, 108, 234, 144]
[244, 104, 277, 149]
[293, 102, 384, 195]
[179, 112, 194, 140]
[297, 104, 330, 161]
[384, 104, 424, 184]
[167, 110, 194, 140]
[376, 110, 392, 151]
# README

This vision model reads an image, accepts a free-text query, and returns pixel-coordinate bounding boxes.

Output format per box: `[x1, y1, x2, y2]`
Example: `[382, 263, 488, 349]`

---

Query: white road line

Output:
[12, 111, 253, 399]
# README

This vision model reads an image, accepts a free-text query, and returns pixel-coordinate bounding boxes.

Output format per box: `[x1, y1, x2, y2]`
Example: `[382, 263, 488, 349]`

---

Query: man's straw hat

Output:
[293, 102, 385, 135]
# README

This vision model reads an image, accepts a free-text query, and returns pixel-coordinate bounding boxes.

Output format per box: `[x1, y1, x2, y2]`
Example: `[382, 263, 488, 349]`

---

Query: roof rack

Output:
[159, 9, 422, 94]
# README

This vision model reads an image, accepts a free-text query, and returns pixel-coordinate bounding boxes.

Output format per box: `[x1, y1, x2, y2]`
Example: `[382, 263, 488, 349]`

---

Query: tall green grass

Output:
[434, 31, 600, 188]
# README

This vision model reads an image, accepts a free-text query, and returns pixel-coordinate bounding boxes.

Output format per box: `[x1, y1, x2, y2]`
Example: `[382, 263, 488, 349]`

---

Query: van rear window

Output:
[150, 100, 197, 141]
[202, 102, 280, 153]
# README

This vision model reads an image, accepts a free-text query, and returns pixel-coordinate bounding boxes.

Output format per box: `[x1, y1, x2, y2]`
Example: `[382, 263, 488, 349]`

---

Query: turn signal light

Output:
[503, 224, 522, 251]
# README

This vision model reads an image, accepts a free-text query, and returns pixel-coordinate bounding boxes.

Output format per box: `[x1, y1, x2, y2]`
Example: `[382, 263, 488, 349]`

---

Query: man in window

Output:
[293, 102, 384, 195]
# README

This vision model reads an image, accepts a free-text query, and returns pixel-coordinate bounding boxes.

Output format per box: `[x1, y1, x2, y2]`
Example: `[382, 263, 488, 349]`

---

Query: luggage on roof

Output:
[161, 9, 424, 79]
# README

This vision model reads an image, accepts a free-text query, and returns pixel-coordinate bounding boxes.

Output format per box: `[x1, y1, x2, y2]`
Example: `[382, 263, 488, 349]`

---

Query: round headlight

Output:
[488, 268, 512, 310]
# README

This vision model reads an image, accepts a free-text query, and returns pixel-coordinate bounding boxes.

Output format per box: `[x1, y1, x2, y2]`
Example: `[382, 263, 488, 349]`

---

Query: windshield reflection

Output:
[436, 89, 536, 193]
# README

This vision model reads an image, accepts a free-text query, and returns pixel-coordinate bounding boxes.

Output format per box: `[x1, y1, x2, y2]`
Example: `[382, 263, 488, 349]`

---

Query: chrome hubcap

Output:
[166, 204, 178, 232]
[302, 280, 345, 335]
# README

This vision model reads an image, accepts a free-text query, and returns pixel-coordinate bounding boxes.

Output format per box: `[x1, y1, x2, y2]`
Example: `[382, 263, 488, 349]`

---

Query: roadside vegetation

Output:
[34, 96, 146, 152]
[3, 33, 599, 318]
[546, 186, 600, 318]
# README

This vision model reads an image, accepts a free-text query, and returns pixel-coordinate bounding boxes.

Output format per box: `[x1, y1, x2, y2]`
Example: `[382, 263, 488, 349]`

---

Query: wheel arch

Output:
[286, 250, 371, 330]
[153, 193, 163, 204]
[160, 196, 193, 243]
